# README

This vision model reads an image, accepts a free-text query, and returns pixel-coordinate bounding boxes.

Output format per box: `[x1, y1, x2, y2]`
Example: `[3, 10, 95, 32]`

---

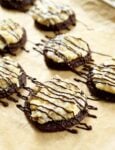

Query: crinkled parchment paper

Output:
[0, 0, 115, 150]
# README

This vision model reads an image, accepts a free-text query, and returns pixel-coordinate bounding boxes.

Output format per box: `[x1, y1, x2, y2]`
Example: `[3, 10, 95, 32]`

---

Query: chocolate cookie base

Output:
[1, 0, 35, 11]
[44, 50, 91, 71]
[87, 71, 115, 102]
[44, 50, 70, 70]
[35, 14, 76, 32]
[0, 29, 27, 55]
[24, 101, 88, 132]
[0, 66, 26, 98]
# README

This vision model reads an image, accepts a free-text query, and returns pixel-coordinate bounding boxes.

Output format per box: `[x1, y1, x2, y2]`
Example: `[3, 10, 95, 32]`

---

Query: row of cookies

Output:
[0, 0, 114, 134]
[0, 35, 114, 134]
[0, 11, 94, 134]
[0, 12, 95, 133]
[0, 17, 114, 103]
[0, 56, 96, 133]
[1, 0, 76, 34]
[0, 12, 96, 134]
[41, 35, 115, 101]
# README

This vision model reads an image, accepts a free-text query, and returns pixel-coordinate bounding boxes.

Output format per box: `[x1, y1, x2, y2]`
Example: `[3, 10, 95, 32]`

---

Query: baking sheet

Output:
[0, 0, 115, 150]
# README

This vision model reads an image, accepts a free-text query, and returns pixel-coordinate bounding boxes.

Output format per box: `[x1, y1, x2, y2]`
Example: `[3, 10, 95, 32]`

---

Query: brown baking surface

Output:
[0, 0, 115, 150]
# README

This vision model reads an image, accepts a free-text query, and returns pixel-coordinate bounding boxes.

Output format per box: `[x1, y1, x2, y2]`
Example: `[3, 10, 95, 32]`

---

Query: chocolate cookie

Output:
[1, 0, 35, 11]
[0, 19, 27, 55]
[87, 58, 115, 101]
[44, 35, 92, 70]
[0, 56, 26, 98]
[23, 76, 93, 132]
[31, 0, 76, 32]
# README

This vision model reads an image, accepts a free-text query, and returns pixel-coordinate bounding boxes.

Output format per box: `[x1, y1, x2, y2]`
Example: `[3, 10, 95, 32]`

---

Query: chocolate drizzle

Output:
[88, 113, 97, 118]
[85, 59, 115, 101]
[0, 57, 27, 106]
[21, 40, 45, 55]
[0, 100, 9, 107]
[30, 77, 87, 117]
[0, 59, 19, 89]
[76, 122, 92, 130]
[19, 36, 112, 71]
[73, 59, 115, 101]
[92, 64, 115, 87]
[16, 75, 97, 133]
[16, 92, 28, 101]
[0, 19, 24, 51]
[0, 55, 98, 134]
[44, 35, 91, 65]
[7, 96, 18, 102]
[21, 47, 30, 53]
[66, 128, 78, 134]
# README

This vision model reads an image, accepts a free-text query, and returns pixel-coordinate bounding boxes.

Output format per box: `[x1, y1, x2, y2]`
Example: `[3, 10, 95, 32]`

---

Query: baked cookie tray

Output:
[0, 0, 115, 150]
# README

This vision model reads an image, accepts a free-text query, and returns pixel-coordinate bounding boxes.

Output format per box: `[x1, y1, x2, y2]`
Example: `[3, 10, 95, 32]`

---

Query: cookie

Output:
[0, 56, 26, 98]
[0, 19, 27, 55]
[44, 35, 91, 70]
[1, 0, 35, 11]
[23, 76, 92, 132]
[31, 0, 76, 32]
[87, 58, 115, 101]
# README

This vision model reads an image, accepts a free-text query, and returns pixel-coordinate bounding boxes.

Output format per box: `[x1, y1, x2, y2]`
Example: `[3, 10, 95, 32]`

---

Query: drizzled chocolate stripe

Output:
[45, 37, 89, 62]
[32, 94, 75, 114]
[40, 84, 85, 109]
[0, 62, 20, 78]
[4, 60, 18, 67]
[6, 21, 19, 39]
[0, 65, 19, 76]
[93, 81, 115, 87]
[35, 108, 54, 121]
[39, 91, 75, 104]
[6, 20, 21, 39]
[0, 66, 17, 78]
[7, 30, 19, 40]
[0, 74, 12, 86]
[48, 80, 67, 89]
[39, 80, 85, 101]
[32, 47, 43, 55]
[94, 67, 115, 76]
[0, 34, 7, 44]
[0, 100, 8, 107]
[40, 87, 85, 109]
[104, 64, 115, 68]
[0, 19, 24, 49]
[0, 58, 27, 105]
[48, 79, 87, 104]
[63, 37, 90, 52]
[91, 60, 115, 88]
[56, 41, 79, 55]
[4, 19, 22, 39]
[72, 60, 98, 82]
[45, 79, 86, 106]
[45, 46, 68, 61]
[92, 74, 115, 84]
[36, 81, 85, 109]
[7, 96, 18, 102]
[31, 103, 67, 120]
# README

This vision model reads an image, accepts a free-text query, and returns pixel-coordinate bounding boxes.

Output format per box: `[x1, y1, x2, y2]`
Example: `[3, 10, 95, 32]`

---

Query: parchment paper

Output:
[0, 0, 115, 150]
